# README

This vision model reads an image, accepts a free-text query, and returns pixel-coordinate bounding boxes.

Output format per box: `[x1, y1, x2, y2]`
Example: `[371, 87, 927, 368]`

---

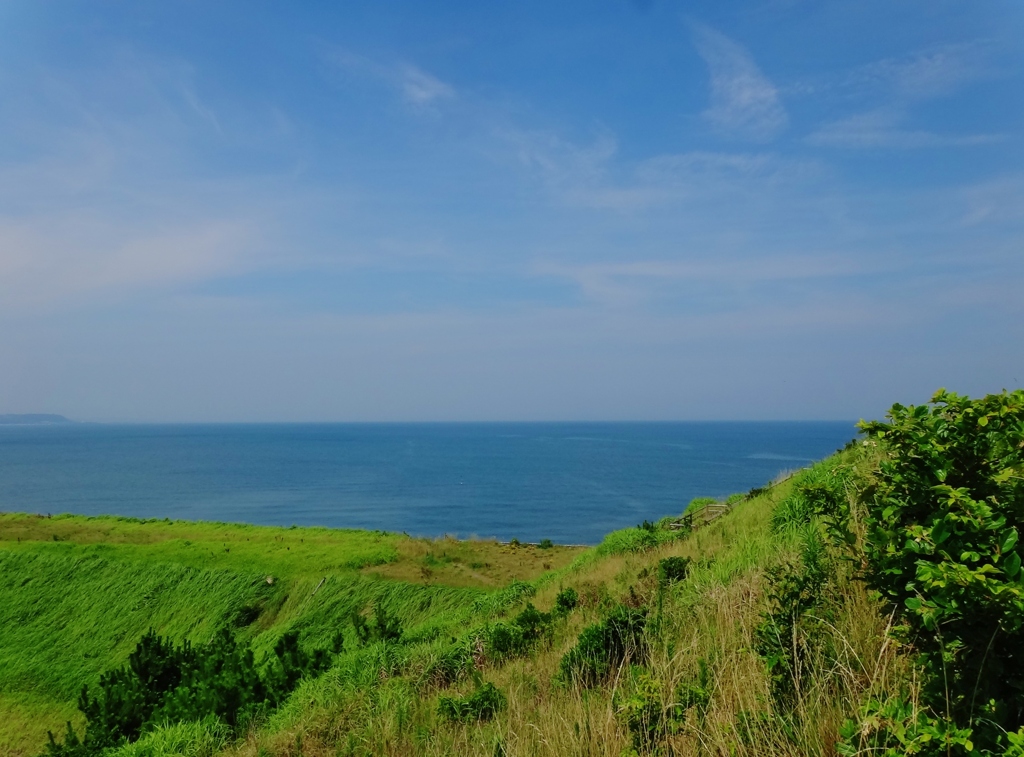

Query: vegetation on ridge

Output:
[3, 388, 1023, 756]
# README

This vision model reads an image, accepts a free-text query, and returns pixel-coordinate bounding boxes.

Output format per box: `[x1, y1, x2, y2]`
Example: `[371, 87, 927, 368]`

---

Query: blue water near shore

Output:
[0, 422, 857, 544]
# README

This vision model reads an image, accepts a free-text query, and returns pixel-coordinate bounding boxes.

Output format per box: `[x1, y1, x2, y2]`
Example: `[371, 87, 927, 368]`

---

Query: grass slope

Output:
[2, 445, 902, 757]
[0, 515, 583, 756]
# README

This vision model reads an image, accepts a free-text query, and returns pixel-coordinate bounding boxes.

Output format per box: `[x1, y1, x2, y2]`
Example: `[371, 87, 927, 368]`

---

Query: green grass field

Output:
[0, 514, 583, 756]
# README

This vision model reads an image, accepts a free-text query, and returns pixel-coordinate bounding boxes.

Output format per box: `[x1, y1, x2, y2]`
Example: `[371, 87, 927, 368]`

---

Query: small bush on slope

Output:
[559, 606, 648, 687]
[351, 604, 404, 645]
[437, 680, 507, 723]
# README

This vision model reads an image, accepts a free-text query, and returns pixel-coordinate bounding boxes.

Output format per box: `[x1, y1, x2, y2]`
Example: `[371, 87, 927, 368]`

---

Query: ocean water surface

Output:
[0, 422, 856, 544]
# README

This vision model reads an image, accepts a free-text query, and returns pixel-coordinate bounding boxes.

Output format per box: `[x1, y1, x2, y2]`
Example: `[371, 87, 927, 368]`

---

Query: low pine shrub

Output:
[437, 681, 507, 723]
[657, 556, 690, 585]
[43, 627, 337, 756]
[559, 605, 647, 687]
[482, 603, 553, 660]
[352, 603, 403, 645]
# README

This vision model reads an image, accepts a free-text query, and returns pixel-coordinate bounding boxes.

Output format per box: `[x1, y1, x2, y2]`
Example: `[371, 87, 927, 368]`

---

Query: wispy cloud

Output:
[0, 216, 255, 311]
[501, 122, 814, 213]
[397, 65, 454, 105]
[321, 47, 455, 106]
[692, 24, 787, 142]
[807, 108, 1003, 149]
[535, 254, 884, 307]
[852, 43, 990, 102]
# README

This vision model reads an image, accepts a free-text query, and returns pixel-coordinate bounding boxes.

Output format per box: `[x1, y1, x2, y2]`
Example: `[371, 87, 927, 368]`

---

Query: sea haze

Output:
[0, 422, 856, 544]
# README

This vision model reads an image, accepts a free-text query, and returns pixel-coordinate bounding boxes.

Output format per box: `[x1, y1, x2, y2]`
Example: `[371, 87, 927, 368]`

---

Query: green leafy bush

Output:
[559, 606, 647, 687]
[837, 695, 975, 757]
[858, 390, 1024, 748]
[437, 681, 507, 722]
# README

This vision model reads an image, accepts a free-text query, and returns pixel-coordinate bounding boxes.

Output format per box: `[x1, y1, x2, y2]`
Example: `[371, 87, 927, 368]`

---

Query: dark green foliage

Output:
[657, 556, 690, 585]
[42, 723, 90, 757]
[538, 538, 554, 550]
[42, 627, 337, 756]
[554, 587, 579, 615]
[482, 603, 553, 660]
[857, 390, 1024, 748]
[559, 606, 647, 686]
[352, 603, 404, 645]
[437, 681, 507, 722]
[754, 530, 831, 711]
[837, 695, 977, 757]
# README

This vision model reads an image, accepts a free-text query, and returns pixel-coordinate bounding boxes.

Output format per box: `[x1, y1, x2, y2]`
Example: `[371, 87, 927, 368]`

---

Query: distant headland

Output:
[0, 413, 74, 425]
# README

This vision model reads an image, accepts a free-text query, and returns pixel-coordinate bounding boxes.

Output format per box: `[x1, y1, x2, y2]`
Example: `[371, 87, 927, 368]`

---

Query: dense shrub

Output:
[554, 587, 579, 615]
[42, 628, 337, 756]
[482, 603, 552, 660]
[437, 681, 507, 722]
[559, 606, 647, 686]
[657, 556, 690, 585]
[854, 390, 1024, 751]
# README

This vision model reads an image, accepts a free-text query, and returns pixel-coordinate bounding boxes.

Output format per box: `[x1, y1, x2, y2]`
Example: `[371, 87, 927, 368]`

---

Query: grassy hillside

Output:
[0, 516, 582, 756]
[1, 470, 850, 757]
[5, 390, 1023, 757]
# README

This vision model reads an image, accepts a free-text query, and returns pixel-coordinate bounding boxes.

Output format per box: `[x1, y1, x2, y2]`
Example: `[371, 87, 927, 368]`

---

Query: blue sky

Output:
[1, 1, 1022, 421]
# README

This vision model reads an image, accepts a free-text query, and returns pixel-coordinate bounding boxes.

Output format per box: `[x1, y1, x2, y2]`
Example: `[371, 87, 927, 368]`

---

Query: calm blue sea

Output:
[0, 422, 856, 544]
